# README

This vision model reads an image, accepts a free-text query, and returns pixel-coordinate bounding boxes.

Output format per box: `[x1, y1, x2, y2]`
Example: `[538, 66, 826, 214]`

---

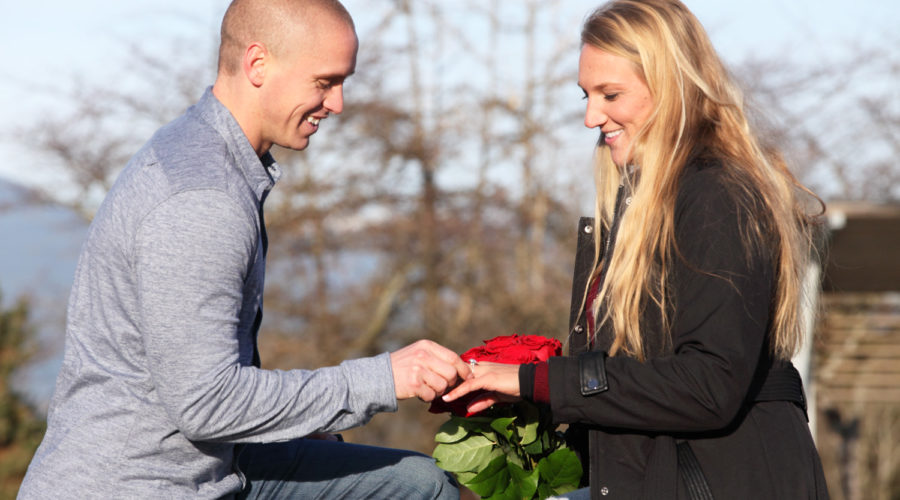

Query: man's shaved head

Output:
[217, 0, 355, 75]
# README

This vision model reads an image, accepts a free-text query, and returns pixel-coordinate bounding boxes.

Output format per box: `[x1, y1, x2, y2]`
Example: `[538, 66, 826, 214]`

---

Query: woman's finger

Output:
[466, 394, 501, 414]
[442, 377, 482, 401]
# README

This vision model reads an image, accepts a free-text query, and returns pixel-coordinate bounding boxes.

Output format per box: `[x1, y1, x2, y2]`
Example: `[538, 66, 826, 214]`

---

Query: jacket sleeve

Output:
[548, 170, 773, 433]
[134, 189, 397, 443]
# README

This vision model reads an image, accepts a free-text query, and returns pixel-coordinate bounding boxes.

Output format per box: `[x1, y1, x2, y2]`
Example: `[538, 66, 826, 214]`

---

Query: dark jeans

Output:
[235, 438, 459, 499]
[550, 487, 591, 499]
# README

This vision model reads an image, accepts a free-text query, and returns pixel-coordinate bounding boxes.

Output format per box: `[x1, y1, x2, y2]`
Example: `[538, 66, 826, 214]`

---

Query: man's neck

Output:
[212, 79, 268, 157]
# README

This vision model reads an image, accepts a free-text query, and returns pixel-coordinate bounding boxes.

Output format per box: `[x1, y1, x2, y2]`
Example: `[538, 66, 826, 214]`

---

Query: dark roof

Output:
[823, 202, 900, 293]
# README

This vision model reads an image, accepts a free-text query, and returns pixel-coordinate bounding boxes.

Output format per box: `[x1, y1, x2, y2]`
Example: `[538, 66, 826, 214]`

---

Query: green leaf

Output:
[464, 455, 509, 497]
[450, 415, 496, 437]
[435, 419, 471, 444]
[505, 448, 525, 469]
[454, 471, 478, 485]
[433, 434, 496, 472]
[490, 416, 517, 441]
[470, 457, 541, 500]
[542, 429, 553, 450]
[504, 461, 539, 500]
[537, 482, 553, 500]
[521, 419, 539, 445]
[515, 403, 540, 445]
[522, 432, 546, 455]
[537, 448, 583, 493]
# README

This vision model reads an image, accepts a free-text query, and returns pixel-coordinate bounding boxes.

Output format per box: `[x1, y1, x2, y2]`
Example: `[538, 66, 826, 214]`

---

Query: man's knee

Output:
[397, 452, 459, 500]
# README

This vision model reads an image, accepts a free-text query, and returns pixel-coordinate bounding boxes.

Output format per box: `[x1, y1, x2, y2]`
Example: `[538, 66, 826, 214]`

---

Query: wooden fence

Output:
[814, 293, 900, 500]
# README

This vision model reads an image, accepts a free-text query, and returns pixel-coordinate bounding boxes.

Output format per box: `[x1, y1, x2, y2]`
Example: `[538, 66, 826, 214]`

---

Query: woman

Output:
[442, 0, 829, 498]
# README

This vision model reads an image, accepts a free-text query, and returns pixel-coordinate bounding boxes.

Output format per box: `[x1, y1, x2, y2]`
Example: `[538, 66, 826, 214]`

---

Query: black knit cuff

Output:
[519, 363, 536, 402]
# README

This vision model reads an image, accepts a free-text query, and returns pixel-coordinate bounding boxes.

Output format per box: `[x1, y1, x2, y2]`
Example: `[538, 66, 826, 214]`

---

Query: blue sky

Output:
[1, 0, 897, 187]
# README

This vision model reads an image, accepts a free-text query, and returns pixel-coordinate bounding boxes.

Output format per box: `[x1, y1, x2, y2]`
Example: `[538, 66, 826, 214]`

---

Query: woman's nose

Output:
[584, 101, 607, 129]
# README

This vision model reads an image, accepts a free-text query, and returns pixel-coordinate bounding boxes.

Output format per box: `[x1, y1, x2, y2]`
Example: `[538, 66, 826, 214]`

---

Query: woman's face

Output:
[578, 44, 654, 167]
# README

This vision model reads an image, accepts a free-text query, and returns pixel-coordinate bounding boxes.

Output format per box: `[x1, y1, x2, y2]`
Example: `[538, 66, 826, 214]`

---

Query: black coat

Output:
[547, 161, 829, 499]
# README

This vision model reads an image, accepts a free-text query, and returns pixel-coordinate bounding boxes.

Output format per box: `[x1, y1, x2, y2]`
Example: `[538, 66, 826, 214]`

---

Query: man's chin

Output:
[278, 137, 311, 152]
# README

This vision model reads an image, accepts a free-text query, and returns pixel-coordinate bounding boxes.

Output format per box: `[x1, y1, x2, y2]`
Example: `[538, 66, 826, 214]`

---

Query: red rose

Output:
[429, 334, 562, 417]
[460, 334, 561, 364]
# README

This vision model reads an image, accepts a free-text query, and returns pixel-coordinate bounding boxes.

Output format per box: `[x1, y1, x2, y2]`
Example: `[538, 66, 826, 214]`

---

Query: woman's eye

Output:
[604, 93, 620, 101]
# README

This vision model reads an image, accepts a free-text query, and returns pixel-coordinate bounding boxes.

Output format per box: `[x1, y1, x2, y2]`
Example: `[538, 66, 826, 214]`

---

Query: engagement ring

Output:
[469, 358, 478, 367]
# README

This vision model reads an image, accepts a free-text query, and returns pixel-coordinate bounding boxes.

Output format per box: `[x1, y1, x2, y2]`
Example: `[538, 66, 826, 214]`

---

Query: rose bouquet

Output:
[430, 335, 582, 499]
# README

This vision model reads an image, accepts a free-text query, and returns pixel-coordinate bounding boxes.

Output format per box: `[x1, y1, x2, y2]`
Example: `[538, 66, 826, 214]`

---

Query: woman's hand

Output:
[441, 361, 522, 415]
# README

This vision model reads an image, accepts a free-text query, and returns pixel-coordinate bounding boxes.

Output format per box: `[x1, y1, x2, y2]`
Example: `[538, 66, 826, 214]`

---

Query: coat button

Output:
[584, 225, 593, 234]
[574, 325, 583, 333]
[601, 486, 609, 496]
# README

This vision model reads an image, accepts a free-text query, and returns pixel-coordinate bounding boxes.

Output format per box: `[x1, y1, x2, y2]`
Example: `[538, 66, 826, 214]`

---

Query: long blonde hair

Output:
[582, 0, 821, 361]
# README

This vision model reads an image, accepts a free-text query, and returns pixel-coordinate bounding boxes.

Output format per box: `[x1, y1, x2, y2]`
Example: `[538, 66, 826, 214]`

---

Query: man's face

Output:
[259, 19, 358, 152]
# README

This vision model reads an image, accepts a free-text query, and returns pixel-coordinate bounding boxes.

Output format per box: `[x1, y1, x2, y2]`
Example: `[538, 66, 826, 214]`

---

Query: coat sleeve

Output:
[548, 169, 774, 433]
[135, 189, 397, 443]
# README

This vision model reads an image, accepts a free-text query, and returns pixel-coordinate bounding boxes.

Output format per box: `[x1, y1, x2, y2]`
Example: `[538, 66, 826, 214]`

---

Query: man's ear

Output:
[243, 43, 268, 88]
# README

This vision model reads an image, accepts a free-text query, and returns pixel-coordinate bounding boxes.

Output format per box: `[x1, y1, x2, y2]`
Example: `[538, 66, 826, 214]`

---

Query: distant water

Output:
[0, 179, 86, 412]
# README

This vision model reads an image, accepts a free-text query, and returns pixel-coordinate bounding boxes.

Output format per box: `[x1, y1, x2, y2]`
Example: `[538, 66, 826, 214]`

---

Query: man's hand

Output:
[441, 361, 522, 414]
[304, 432, 342, 442]
[390, 340, 472, 402]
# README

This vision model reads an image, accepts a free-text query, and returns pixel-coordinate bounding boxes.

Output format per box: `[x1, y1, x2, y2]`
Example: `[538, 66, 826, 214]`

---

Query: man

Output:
[19, 1, 467, 498]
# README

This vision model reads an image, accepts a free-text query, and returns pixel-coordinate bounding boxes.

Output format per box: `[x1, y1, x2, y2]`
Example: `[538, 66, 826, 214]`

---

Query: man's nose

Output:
[325, 85, 344, 114]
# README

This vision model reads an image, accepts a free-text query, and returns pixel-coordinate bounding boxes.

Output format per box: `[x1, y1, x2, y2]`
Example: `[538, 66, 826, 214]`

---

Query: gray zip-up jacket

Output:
[19, 89, 397, 499]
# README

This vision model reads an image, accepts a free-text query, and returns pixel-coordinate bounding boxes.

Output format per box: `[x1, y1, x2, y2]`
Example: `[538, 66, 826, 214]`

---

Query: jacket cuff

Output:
[518, 362, 551, 404]
[519, 363, 536, 402]
[548, 352, 610, 424]
[342, 352, 399, 415]
[534, 362, 550, 403]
